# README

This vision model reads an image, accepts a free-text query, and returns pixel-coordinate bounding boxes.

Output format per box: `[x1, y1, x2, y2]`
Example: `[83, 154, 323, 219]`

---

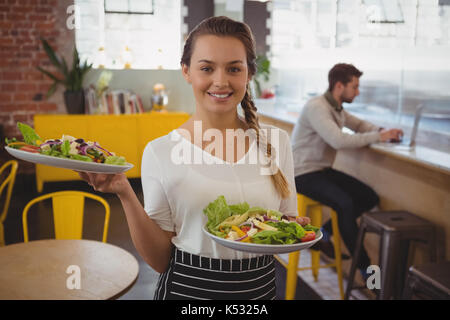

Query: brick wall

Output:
[0, 0, 75, 173]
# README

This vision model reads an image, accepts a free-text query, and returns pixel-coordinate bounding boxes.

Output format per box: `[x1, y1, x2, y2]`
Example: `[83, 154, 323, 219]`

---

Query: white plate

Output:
[203, 225, 322, 254]
[5, 146, 133, 174]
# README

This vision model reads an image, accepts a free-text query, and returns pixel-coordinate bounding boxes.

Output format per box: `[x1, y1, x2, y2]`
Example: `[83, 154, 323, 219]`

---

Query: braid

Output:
[241, 87, 291, 199]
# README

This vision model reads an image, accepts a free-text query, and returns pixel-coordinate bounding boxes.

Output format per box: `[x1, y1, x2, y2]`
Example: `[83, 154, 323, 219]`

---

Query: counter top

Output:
[256, 102, 450, 174]
[370, 144, 450, 175]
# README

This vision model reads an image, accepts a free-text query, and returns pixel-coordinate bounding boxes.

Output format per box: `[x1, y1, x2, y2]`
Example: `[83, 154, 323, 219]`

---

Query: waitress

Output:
[78, 16, 297, 300]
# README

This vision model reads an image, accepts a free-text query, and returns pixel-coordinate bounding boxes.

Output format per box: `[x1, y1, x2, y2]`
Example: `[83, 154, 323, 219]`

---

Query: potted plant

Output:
[253, 55, 271, 98]
[37, 38, 92, 114]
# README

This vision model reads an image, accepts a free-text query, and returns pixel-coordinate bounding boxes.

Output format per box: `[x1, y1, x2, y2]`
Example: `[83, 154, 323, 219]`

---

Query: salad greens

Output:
[5, 122, 128, 165]
[17, 122, 42, 146]
[203, 196, 319, 245]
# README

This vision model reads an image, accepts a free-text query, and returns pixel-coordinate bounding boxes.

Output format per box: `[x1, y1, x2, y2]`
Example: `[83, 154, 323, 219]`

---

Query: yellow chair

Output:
[23, 191, 110, 243]
[0, 160, 19, 246]
[275, 193, 345, 300]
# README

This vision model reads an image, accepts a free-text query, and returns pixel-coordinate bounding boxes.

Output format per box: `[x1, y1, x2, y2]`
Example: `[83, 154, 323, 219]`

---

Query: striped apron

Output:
[154, 247, 276, 300]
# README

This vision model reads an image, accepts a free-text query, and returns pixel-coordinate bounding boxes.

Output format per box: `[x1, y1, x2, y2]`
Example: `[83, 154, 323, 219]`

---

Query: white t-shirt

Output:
[141, 123, 297, 260]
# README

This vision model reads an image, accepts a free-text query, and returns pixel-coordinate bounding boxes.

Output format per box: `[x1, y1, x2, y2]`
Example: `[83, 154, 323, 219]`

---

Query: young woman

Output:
[78, 16, 297, 300]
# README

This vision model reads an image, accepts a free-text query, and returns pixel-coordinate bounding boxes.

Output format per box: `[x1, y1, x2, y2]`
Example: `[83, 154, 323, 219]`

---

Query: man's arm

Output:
[344, 110, 380, 133]
[344, 110, 404, 141]
[307, 103, 381, 149]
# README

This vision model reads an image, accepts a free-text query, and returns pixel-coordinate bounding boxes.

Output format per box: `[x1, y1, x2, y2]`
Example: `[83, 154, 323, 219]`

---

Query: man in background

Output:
[291, 63, 403, 279]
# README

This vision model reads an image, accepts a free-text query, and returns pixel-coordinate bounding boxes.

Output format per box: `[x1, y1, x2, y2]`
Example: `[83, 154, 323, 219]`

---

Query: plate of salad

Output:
[203, 196, 322, 254]
[4, 122, 133, 174]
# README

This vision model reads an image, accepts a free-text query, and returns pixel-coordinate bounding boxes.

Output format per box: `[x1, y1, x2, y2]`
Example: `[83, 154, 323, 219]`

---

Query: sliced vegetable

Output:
[231, 225, 250, 242]
[20, 145, 40, 153]
[301, 231, 316, 242]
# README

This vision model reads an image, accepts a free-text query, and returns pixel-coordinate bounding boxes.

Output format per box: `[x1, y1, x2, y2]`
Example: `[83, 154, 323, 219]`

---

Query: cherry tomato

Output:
[301, 232, 315, 242]
[240, 226, 251, 233]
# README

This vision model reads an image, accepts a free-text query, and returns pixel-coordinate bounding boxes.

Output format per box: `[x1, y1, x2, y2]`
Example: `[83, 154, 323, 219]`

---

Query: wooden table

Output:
[0, 239, 139, 300]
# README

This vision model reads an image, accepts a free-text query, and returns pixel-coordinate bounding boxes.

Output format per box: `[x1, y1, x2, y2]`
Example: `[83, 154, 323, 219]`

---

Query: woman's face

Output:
[182, 35, 251, 115]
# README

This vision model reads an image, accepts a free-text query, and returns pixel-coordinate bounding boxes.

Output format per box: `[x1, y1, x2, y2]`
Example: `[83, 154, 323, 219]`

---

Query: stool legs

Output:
[286, 251, 300, 300]
[345, 220, 367, 300]
[379, 231, 401, 300]
[0, 223, 5, 247]
[310, 206, 322, 282]
[330, 209, 345, 300]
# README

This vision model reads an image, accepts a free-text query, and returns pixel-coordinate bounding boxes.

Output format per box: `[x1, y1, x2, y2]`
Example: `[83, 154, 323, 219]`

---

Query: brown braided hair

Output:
[181, 16, 291, 199]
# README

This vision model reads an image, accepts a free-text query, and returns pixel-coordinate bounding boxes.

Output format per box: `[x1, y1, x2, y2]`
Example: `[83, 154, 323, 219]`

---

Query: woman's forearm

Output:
[117, 183, 173, 273]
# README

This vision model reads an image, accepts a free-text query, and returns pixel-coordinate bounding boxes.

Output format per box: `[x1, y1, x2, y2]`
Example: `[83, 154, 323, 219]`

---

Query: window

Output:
[270, 0, 450, 151]
[104, 0, 154, 14]
[75, 0, 181, 69]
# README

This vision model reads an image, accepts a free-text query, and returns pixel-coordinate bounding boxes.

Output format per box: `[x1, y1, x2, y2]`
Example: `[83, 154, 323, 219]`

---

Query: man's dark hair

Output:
[328, 63, 363, 91]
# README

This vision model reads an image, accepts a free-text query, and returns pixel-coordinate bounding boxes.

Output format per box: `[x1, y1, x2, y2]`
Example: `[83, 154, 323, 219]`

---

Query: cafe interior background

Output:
[0, 0, 449, 300]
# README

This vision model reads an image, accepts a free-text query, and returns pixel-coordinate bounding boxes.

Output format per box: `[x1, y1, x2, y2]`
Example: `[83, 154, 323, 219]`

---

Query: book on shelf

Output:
[84, 87, 145, 115]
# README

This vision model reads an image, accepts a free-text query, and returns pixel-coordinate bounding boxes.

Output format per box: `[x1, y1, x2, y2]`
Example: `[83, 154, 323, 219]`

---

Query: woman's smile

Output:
[207, 91, 234, 101]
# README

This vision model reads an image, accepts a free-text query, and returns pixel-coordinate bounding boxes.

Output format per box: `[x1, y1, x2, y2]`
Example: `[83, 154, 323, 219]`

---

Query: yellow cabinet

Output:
[34, 112, 190, 192]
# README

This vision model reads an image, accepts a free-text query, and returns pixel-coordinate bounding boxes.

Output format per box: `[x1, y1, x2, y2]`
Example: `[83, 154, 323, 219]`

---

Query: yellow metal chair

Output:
[22, 191, 110, 243]
[0, 160, 19, 246]
[275, 193, 345, 300]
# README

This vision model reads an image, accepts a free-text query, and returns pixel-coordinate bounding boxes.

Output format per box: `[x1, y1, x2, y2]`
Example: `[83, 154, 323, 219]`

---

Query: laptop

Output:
[374, 104, 424, 150]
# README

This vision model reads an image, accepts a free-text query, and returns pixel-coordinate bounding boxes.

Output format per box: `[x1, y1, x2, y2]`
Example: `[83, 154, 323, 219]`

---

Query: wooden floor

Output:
[3, 174, 322, 300]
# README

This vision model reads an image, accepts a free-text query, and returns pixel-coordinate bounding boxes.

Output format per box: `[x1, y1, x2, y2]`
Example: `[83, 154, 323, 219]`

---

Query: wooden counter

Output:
[258, 110, 450, 267]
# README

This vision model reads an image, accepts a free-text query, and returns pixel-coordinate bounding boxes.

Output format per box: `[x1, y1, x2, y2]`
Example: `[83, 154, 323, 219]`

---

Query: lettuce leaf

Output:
[228, 202, 250, 215]
[251, 230, 297, 244]
[17, 122, 41, 146]
[304, 224, 319, 233]
[61, 140, 70, 156]
[253, 222, 306, 244]
[105, 155, 126, 165]
[71, 154, 93, 162]
[203, 195, 231, 235]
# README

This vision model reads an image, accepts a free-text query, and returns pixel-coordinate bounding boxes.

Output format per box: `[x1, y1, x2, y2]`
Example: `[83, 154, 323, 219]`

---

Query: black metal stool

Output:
[403, 261, 450, 300]
[345, 211, 436, 300]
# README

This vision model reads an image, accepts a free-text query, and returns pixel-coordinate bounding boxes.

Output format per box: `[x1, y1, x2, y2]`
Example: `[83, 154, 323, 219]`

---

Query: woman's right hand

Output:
[76, 171, 131, 196]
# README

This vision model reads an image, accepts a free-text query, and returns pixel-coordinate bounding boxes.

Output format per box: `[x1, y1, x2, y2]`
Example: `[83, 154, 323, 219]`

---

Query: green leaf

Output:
[203, 196, 232, 232]
[36, 66, 63, 83]
[61, 58, 69, 78]
[105, 156, 126, 165]
[17, 122, 41, 146]
[40, 37, 62, 70]
[46, 81, 58, 98]
[72, 47, 80, 73]
[61, 140, 70, 156]
[228, 202, 250, 216]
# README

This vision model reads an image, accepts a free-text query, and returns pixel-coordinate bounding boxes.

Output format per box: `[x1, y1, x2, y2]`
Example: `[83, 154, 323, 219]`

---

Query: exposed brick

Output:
[0, 115, 11, 125]
[2, 71, 22, 81]
[12, 114, 30, 123]
[0, 92, 12, 103]
[1, 0, 75, 176]
[16, 83, 36, 91]
[1, 83, 16, 91]
[38, 102, 57, 112]
[13, 92, 34, 102]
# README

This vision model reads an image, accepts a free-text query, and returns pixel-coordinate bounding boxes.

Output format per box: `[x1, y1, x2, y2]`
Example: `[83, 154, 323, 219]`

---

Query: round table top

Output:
[0, 239, 139, 300]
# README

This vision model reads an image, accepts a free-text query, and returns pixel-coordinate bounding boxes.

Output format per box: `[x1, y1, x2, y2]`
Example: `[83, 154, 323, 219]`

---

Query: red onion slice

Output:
[235, 233, 249, 242]
[94, 142, 113, 156]
[263, 215, 279, 223]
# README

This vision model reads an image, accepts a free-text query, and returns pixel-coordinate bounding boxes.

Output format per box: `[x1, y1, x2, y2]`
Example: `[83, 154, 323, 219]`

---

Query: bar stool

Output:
[275, 193, 345, 300]
[402, 261, 450, 300]
[345, 211, 436, 300]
